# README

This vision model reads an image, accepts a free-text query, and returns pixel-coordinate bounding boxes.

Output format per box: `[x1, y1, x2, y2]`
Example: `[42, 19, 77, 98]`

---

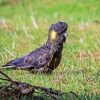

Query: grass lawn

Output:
[0, 0, 100, 99]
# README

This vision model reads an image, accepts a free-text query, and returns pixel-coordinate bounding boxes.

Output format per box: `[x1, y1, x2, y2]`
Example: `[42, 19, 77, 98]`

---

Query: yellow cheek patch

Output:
[51, 31, 57, 40]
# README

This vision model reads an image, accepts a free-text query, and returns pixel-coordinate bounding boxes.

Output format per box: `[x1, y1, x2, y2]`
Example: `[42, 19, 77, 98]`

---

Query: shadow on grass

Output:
[20, 92, 100, 100]
[0, 70, 100, 100]
[1, 92, 100, 100]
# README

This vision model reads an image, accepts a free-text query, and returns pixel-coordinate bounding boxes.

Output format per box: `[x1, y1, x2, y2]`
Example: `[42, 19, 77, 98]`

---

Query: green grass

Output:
[0, 0, 100, 99]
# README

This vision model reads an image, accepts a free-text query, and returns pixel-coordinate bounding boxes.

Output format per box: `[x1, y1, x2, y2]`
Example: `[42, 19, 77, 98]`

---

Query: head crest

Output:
[49, 21, 68, 34]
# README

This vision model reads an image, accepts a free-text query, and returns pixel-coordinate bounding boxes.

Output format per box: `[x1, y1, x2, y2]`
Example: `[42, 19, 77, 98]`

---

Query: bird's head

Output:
[48, 21, 68, 44]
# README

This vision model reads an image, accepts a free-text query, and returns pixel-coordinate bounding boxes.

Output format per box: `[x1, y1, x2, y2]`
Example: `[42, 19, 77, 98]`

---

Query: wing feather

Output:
[2, 46, 53, 69]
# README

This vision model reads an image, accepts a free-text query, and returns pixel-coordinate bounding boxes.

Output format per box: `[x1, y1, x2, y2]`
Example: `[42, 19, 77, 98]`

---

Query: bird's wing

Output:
[2, 54, 36, 69]
[2, 47, 53, 69]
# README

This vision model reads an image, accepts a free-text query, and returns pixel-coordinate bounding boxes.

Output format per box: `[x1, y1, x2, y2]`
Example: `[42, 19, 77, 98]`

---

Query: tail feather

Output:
[1, 64, 16, 69]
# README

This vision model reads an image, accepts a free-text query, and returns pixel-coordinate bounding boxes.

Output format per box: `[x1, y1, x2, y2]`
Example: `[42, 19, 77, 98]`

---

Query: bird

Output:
[2, 21, 68, 73]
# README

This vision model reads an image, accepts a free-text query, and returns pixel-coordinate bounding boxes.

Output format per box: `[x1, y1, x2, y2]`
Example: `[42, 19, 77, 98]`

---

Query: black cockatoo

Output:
[2, 21, 68, 73]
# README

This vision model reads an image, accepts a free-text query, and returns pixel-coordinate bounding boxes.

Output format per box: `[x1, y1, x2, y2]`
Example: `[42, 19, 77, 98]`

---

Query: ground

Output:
[0, 0, 100, 99]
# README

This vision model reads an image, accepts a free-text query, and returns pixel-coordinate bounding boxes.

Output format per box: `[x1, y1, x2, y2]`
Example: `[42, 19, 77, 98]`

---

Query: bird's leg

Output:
[30, 67, 45, 73]
[30, 67, 51, 74]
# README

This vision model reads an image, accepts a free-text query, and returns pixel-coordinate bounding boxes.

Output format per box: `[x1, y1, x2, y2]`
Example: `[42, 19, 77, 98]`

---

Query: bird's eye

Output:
[50, 30, 57, 40]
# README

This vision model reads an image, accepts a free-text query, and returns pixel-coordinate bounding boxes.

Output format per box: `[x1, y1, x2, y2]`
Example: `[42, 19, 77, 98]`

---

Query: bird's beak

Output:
[63, 32, 68, 38]
[63, 32, 68, 43]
